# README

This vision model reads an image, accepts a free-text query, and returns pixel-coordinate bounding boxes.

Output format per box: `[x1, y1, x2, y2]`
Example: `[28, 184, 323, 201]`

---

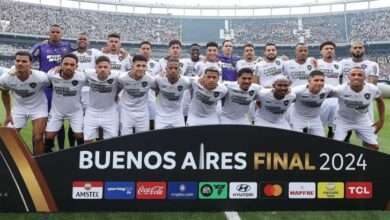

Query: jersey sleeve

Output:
[372, 84, 382, 99]
[0, 74, 10, 91]
[370, 62, 380, 77]
[31, 43, 42, 64]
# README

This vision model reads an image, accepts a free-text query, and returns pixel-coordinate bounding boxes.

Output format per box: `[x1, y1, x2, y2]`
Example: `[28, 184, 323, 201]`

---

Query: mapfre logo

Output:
[288, 182, 316, 199]
[136, 182, 166, 199]
[346, 182, 372, 199]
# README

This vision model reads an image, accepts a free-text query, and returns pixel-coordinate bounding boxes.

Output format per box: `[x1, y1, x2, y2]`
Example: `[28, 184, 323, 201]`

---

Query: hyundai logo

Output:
[236, 184, 251, 192]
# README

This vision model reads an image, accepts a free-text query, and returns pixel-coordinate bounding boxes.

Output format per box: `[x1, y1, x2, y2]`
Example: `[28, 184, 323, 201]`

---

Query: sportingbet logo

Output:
[136, 182, 166, 199]
[346, 182, 372, 199]
[199, 182, 227, 199]
[229, 182, 257, 199]
[317, 182, 344, 199]
[104, 182, 135, 200]
[288, 182, 315, 199]
[72, 181, 103, 199]
[168, 182, 197, 199]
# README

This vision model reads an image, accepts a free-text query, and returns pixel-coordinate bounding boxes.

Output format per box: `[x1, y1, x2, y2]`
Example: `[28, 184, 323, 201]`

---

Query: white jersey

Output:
[85, 70, 120, 113]
[0, 66, 9, 76]
[292, 84, 335, 119]
[317, 59, 342, 86]
[158, 58, 188, 75]
[155, 76, 191, 119]
[334, 83, 381, 122]
[0, 70, 49, 109]
[118, 72, 156, 112]
[340, 59, 379, 84]
[48, 70, 87, 115]
[146, 60, 160, 76]
[255, 58, 284, 87]
[236, 59, 258, 73]
[283, 58, 316, 86]
[181, 58, 200, 76]
[107, 54, 132, 72]
[195, 61, 223, 78]
[255, 89, 296, 123]
[221, 82, 261, 120]
[188, 77, 227, 117]
[73, 48, 102, 70]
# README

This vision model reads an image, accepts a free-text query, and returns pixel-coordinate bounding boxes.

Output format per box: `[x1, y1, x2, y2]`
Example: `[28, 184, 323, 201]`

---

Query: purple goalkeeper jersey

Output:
[218, 54, 240, 81]
[31, 41, 76, 73]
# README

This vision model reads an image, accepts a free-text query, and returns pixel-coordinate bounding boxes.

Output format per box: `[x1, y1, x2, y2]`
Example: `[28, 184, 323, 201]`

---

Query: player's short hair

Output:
[49, 24, 62, 30]
[107, 33, 121, 39]
[204, 66, 220, 76]
[264, 42, 276, 50]
[295, 43, 307, 48]
[95, 55, 110, 65]
[61, 53, 78, 63]
[167, 58, 180, 65]
[139, 41, 152, 48]
[349, 66, 364, 72]
[309, 70, 325, 78]
[237, 68, 254, 77]
[190, 43, 201, 48]
[15, 51, 33, 62]
[79, 32, 89, 37]
[168, 39, 182, 48]
[206, 42, 218, 49]
[132, 54, 147, 63]
[243, 43, 255, 50]
[320, 41, 336, 51]
[222, 39, 233, 46]
[273, 75, 289, 83]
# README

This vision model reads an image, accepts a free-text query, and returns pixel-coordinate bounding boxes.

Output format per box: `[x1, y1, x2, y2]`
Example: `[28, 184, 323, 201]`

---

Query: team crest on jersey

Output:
[177, 85, 183, 91]
[29, 82, 37, 88]
[142, 81, 147, 87]
[150, 63, 155, 68]
[180, 63, 184, 68]
[364, 93, 371, 100]
[334, 64, 339, 69]
[249, 90, 255, 96]
[72, 80, 78, 86]
[361, 64, 367, 69]
[284, 100, 289, 106]
[119, 56, 124, 61]
[320, 93, 325, 99]
[107, 79, 114, 84]
[214, 92, 219, 98]
[307, 65, 312, 70]
[87, 50, 92, 55]
[61, 47, 68, 52]
[276, 60, 281, 65]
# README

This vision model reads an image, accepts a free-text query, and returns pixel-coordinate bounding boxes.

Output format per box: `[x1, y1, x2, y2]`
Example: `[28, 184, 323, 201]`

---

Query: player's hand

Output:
[4, 115, 13, 126]
[280, 55, 289, 61]
[101, 47, 109, 54]
[159, 70, 167, 77]
[50, 66, 61, 73]
[310, 57, 318, 68]
[115, 94, 120, 103]
[8, 65, 16, 75]
[372, 120, 384, 134]
[119, 48, 128, 59]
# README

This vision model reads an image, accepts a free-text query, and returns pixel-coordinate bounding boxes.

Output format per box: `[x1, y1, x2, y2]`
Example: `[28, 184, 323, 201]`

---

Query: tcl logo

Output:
[136, 182, 166, 199]
[346, 182, 372, 199]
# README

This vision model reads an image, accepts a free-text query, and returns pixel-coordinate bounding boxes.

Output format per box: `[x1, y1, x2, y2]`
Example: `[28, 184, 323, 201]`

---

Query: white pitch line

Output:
[225, 211, 241, 220]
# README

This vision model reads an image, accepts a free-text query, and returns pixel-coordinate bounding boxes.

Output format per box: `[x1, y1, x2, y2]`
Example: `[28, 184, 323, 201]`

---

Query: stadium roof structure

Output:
[14, 0, 390, 17]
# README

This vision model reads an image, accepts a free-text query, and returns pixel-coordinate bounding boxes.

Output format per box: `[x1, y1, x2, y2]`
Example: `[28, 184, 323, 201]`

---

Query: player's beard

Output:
[266, 55, 276, 61]
[352, 52, 364, 58]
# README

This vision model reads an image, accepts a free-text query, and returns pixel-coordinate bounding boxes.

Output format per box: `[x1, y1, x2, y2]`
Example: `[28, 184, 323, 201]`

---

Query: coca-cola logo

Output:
[138, 186, 164, 195]
[136, 182, 166, 199]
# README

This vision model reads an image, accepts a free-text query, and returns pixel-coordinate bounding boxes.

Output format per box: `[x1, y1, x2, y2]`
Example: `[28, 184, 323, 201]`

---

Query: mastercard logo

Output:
[263, 184, 283, 197]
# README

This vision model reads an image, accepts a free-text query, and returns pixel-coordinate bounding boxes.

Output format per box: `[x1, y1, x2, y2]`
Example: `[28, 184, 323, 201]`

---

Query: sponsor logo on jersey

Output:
[29, 83, 37, 88]
[168, 182, 197, 199]
[104, 182, 135, 200]
[136, 182, 166, 199]
[259, 182, 286, 199]
[87, 50, 92, 55]
[72, 181, 103, 199]
[317, 182, 344, 199]
[199, 182, 227, 199]
[288, 182, 316, 199]
[346, 182, 372, 199]
[229, 182, 257, 199]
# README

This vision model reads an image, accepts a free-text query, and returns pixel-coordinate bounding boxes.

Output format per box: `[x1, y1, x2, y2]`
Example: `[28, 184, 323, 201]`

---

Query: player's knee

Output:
[74, 133, 83, 140]
[32, 133, 43, 143]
